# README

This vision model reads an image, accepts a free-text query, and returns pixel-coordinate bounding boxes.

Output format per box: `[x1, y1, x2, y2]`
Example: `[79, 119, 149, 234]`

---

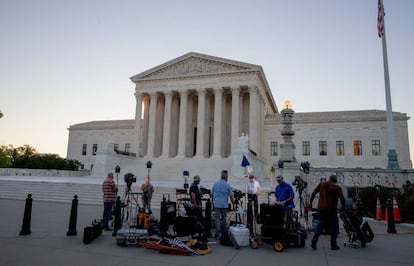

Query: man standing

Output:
[141, 176, 154, 210]
[190, 175, 202, 207]
[275, 175, 295, 229]
[212, 170, 235, 239]
[102, 172, 118, 231]
[246, 175, 260, 218]
[310, 174, 345, 251]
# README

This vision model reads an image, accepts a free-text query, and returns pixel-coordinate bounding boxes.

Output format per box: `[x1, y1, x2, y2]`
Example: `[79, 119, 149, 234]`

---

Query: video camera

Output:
[292, 175, 307, 192]
[200, 187, 211, 195]
[124, 173, 136, 187]
[232, 189, 245, 203]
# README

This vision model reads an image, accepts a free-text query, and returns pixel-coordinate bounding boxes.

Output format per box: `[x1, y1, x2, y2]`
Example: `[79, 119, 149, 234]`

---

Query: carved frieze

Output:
[140, 57, 250, 80]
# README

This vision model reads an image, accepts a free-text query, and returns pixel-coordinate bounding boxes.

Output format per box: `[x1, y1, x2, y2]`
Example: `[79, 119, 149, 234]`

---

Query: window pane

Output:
[82, 144, 87, 156]
[353, 140, 362, 156]
[114, 144, 119, 151]
[302, 141, 310, 156]
[270, 141, 278, 156]
[125, 143, 131, 153]
[372, 140, 381, 156]
[336, 141, 344, 156]
[92, 144, 97, 155]
[319, 141, 327, 156]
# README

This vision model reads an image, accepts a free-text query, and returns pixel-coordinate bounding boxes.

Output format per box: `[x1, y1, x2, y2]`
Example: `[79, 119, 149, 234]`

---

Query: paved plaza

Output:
[0, 198, 413, 266]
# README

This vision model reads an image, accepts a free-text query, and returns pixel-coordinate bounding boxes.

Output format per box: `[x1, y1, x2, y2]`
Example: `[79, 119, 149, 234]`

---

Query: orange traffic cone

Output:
[392, 197, 402, 223]
[376, 197, 383, 220]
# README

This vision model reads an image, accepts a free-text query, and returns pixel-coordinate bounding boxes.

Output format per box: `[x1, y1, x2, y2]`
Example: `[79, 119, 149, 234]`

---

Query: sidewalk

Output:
[0, 198, 413, 266]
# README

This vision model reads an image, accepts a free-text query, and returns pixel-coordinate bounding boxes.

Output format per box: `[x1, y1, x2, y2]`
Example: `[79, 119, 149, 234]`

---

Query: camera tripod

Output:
[120, 184, 141, 228]
[294, 177, 313, 233]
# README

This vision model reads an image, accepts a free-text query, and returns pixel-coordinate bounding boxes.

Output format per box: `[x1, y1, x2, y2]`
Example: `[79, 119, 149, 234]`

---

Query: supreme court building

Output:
[67, 52, 412, 184]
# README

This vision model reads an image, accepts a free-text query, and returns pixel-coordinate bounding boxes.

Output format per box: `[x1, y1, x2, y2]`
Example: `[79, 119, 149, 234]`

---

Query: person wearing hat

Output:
[275, 175, 295, 229]
[189, 175, 205, 236]
[212, 170, 235, 239]
[309, 174, 345, 251]
[190, 175, 202, 207]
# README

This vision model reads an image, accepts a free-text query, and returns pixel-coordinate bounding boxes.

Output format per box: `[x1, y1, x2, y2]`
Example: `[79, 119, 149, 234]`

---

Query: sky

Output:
[0, 0, 413, 165]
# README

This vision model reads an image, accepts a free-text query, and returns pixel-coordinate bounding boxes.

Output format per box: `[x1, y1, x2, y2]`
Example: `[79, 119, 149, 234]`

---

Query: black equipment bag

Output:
[204, 199, 212, 237]
[261, 224, 286, 245]
[286, 230, 306, 248]
[360, 221, 374, 243]
[260, 203, 284, 226]
[220, 231, 234, 247]
[160, 194, 176, 232]
[174, 216, 198, 236]
[83, 219, 102, 244]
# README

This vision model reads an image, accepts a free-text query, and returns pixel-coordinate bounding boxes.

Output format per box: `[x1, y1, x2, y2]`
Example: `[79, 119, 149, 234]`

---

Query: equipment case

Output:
[229, 224, 250, 247]
[83, 219, 102, 244]
[115, 228, 149, 247]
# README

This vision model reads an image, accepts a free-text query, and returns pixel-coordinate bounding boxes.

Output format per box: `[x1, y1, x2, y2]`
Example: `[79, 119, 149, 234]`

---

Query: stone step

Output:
[0, 179, 274, 214]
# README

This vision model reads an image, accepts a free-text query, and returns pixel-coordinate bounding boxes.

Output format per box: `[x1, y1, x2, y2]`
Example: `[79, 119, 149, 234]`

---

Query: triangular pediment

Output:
[131, 52, 261, 81]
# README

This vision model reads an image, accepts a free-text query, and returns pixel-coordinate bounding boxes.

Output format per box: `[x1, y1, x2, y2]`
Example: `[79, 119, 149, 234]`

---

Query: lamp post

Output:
[114, 165, 121, 187]
[280, 100, 296, 163]
[146, 161, 152, 178]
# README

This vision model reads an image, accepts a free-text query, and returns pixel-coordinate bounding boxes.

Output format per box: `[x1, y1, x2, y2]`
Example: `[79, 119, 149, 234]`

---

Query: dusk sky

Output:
[1, 0, 413, 166]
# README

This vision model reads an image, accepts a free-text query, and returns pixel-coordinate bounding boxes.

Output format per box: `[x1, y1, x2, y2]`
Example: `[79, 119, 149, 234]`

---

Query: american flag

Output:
[377, 0, 384, 38]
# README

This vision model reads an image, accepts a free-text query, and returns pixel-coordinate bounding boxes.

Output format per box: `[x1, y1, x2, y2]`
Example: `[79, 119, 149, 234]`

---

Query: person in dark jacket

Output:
[309, 174, 345, 251]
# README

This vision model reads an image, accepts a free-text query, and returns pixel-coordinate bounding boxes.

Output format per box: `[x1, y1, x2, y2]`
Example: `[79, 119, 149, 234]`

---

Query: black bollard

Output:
[112, 196, 122, 236]
[386, 198, 397, 234]
[20, 194, 33, 235]
[67, 195, 78, 236]
[356, 197, 363, 221]
[204, 198, 212, 237]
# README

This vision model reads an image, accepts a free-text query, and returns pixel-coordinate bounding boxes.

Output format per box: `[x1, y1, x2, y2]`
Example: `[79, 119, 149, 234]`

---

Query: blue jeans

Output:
[214, 208, 228, 236]
[103, 202, 113, 229]
[312, 210, 339, 247]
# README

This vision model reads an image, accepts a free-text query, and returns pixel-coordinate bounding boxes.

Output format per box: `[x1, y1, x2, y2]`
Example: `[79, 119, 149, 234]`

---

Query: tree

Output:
[0, 144, 81, 171]
[0, 145, 13, 167]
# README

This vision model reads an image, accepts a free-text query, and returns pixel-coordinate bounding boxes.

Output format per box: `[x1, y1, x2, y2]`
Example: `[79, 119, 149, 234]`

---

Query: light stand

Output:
[146, 161, 152, 178]
[183, 170, 189, 189]
[115, 165, 121, 188]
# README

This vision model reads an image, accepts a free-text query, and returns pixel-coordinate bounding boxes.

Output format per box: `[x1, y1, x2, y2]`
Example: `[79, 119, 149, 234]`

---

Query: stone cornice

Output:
[130, 52, 261, 81]
[265, 110, 409, 124]
[68, 119, 135, 131]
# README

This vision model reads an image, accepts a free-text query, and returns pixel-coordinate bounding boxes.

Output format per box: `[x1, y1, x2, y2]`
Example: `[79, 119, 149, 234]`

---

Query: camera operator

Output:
[309, 174, 345, 251]
[212, 170, 235, 240]
[141, 176, 154, 210]
[275, 175, 295, 229]
[102, 172, 118, 231]
[246, 175, 260, 218]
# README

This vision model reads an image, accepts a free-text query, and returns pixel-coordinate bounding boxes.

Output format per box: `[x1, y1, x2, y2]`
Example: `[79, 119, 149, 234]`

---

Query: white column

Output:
[142, 95, 150, 156]
[176, 90, 188, 158]
[161, 91, 172, 158]
[212, 87, 223, 158]
[195, 89, 206, 158]
[231, 86, 240, 154]
[147, 92, 158, 158]
[134, 92, 143, 157]
[249, 86, 259, 155]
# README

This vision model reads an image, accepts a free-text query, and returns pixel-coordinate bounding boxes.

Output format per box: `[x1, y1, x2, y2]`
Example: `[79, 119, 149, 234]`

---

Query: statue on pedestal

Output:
[238, 133, 249, 154]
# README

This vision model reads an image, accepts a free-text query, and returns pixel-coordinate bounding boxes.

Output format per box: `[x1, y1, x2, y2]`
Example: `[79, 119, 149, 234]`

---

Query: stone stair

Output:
[0, 178, 273, 206]
[0, 179, 180, 209]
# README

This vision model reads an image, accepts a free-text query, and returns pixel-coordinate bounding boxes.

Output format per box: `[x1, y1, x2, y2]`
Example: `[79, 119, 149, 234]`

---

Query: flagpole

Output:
[379, 0, 399, 169]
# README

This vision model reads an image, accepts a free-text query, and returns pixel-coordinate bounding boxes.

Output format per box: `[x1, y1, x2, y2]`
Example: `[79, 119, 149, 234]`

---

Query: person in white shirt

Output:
[245, 175, 260, 218]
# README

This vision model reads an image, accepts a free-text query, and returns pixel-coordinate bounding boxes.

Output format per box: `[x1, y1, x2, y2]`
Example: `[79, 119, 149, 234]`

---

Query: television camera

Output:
[292, 175, 307, 194]
[232, 189, 245, 205]
[124, 173, 136, 189]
